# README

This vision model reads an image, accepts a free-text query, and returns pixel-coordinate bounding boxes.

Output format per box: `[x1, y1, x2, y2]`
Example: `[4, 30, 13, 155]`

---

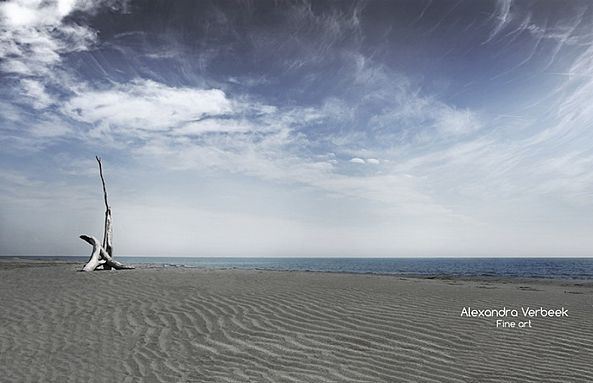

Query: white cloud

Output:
[20, 79, 53, 109]
[63, 80, 234, 132]
[369, 95, 482, 142]
[435, 107, 481, 136]
[484, 0, 513, 44]
[0, 0, 126, 109]
[29, 117, 72, 138]
[348, 158, 380, 165]
[174, 119, 256, 136]
[0, 0, 96, 74]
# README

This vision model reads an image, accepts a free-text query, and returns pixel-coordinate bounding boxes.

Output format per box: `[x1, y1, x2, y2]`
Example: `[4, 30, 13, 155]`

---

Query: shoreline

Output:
[2, 258, 593, 286]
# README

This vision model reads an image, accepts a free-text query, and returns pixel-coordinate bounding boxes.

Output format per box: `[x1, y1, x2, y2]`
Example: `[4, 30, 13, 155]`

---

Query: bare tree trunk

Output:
[97, 157, 113, 255]
[80, 157, 134, 272]
[96, 156, 113, 270]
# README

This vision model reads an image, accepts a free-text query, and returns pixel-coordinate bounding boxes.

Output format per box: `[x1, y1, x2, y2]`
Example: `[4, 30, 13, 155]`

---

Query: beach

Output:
[1, 261, 592, 382]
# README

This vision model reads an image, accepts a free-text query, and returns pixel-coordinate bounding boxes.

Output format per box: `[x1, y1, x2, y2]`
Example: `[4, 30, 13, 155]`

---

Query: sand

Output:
[1, 261, 592, 382]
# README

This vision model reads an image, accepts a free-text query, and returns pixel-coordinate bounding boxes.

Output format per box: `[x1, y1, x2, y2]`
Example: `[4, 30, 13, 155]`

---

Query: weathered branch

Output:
[96, 156, 113, 257]
[81, 235, 103, 272]
[80, 235, 134, 271]
[96, 156, 109, 211]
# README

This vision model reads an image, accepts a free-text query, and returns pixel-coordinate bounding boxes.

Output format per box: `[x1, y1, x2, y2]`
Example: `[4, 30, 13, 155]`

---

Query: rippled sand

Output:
[1, 261, 592, 382]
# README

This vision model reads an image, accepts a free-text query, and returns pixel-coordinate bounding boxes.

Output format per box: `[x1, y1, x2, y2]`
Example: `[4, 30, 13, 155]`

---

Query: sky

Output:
[1, 0, 593, 257]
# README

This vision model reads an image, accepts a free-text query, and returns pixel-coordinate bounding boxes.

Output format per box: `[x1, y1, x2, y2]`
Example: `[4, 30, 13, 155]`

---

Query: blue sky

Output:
[1, 0, 593, 257]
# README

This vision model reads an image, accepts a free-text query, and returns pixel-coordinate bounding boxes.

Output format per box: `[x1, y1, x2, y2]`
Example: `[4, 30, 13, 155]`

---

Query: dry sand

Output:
[1, 261, 592, 382]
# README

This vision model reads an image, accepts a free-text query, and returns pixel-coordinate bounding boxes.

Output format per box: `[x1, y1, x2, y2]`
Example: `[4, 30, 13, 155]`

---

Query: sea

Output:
[4, 256, 593, 279]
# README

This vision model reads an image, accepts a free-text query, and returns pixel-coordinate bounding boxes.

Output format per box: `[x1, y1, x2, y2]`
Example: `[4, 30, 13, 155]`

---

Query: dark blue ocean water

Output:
[4, 256, 593, 279]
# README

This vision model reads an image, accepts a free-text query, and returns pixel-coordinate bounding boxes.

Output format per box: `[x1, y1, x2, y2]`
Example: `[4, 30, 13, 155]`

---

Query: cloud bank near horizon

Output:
[1, 0, 593, 257]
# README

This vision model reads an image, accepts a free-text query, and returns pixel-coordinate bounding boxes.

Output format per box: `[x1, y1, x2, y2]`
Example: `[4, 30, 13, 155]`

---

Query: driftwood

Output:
[80, 157, 134, 271]
[97, 157, 113, 261]
[80, 235, 134, 271]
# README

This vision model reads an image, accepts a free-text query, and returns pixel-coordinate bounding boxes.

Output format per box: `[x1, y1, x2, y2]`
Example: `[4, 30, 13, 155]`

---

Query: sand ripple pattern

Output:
[1, 265, 592, 382]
